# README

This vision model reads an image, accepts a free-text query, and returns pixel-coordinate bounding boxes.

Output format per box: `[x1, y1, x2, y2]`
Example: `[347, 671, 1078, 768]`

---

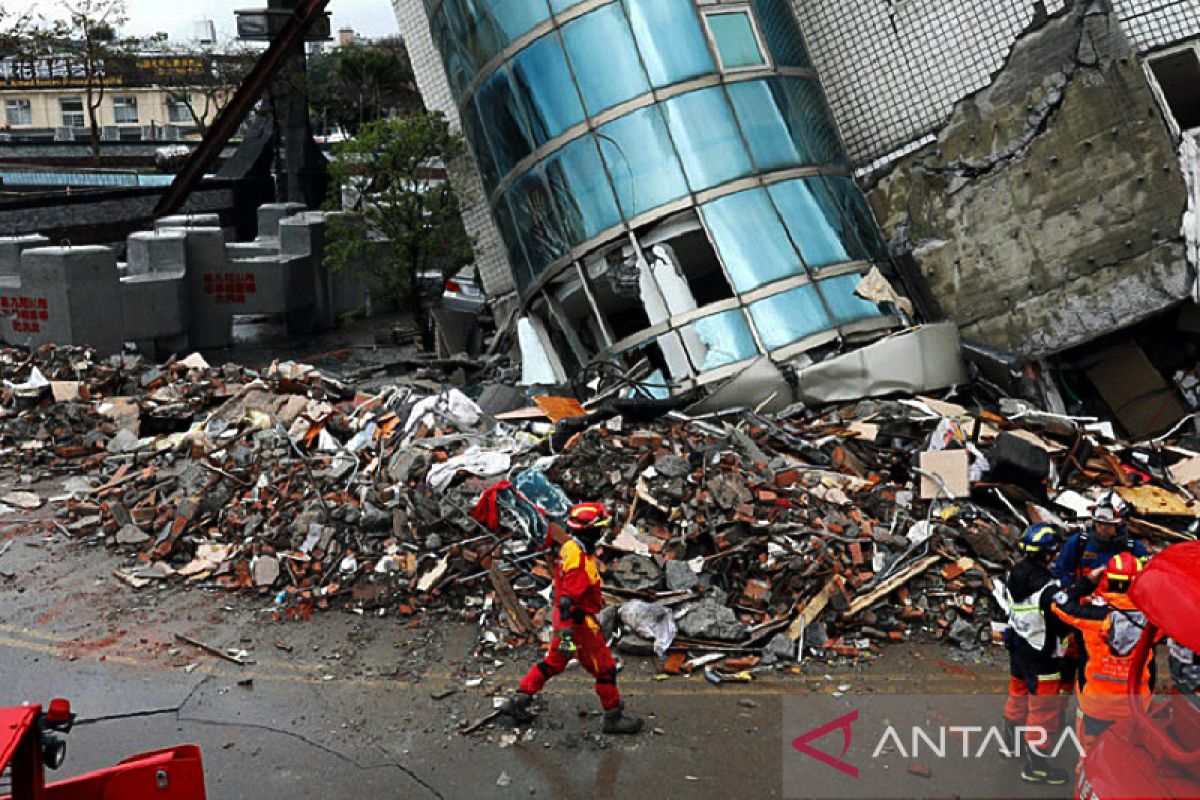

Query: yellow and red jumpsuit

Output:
[1052, 575, 1155, 759]
[518, 537, 620, 710]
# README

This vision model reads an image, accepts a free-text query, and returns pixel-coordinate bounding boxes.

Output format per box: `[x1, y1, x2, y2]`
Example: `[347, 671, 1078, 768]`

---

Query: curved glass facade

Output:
[428, 0, 897, 380]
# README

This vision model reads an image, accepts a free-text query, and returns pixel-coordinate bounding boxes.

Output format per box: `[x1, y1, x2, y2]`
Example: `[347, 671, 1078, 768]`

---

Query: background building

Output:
[394, 0, 908, 390]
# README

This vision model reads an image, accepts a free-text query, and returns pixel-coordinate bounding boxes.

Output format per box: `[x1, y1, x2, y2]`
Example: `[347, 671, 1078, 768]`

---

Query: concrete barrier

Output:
[0, 205, 371, 355]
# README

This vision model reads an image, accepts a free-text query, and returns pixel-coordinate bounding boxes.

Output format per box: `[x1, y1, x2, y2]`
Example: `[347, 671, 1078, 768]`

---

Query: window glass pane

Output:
[561, 3, 649, 116]
[772, 78, 846, 167]
[507, 170, 568, 282]
[625, 0, 714, 87]
[461, 98, 500, 193]
[550, 0, 584, 13]
[817, 273, 884, 326]
[749, 0, 809, 67]
[494, 197, 536, 292]
[822, 176, 890, 261]
[545, 135, 621, 246]
[456, 0, 504, 74]
[596, 105, 688, 219]
[766, 178, 850, 268]
[488, 0, 550, 42]
[706, 11, 765, 69]
[509, 33, 584, 145]
[680, 309, 758, 371]
[727, 80, 801, 170]
[662, 86, 752, 191]
[432, 9, 472, 99]
[748, 283, 831, 350]
[768, 176, 886, 269]
[476, 67, 535, 181]
[700, 187, 802, 292]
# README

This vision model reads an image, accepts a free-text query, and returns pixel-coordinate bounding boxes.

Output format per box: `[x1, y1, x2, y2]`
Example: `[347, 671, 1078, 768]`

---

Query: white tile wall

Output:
[391, 0, 516, 298]
[1112, 0, 1200, 51]
[793, 0, 1067, 166]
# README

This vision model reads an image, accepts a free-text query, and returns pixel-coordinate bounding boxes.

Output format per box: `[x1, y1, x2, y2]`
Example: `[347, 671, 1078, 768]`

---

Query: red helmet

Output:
[1105, 551, 1141, 590]
[567, 502, 611, 532]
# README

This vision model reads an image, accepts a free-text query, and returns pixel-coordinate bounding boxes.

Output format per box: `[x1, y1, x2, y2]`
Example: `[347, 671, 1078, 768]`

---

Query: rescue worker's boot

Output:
[500, 691, 536, 724]
[602, 702, 644, 735]
[1001, 720, 1020, 759]
[1020, 750, 1067, 785]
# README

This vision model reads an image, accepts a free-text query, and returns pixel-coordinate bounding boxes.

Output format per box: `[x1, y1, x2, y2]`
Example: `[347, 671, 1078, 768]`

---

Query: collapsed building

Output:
[392, 0, 1200, 433]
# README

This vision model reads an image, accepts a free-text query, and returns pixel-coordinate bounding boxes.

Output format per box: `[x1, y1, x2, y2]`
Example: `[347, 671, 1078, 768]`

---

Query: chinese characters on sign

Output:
[0, 296, 49, 334]
[203, 272, 257, 305]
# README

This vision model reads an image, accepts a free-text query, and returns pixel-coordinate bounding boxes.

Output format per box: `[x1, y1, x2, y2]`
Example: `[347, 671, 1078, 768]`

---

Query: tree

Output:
[324, 113, 474, 311]
[54, 0, 140, 159]
[154, 47, 258, 135]
[309, 38, 417, 136]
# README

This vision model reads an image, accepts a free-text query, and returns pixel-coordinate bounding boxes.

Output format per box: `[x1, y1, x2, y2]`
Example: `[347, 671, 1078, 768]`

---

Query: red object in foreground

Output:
[0, 700, 205, 800]
[1076, 542, 1200, 800]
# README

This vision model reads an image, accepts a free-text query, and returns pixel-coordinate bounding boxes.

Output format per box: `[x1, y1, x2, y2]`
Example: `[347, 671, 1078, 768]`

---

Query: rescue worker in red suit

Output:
[1001, 523, 1070, 786]
[501, 502, 644, 734]
[1052, 551, 1155, 772]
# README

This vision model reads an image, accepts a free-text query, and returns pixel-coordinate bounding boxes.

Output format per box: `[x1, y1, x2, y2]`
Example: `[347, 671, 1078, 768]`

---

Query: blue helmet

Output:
[1020, 523, 1059, 553]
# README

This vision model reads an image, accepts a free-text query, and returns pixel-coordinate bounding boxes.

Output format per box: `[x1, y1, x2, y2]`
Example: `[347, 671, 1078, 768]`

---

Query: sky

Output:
[0, 0, 400, 44]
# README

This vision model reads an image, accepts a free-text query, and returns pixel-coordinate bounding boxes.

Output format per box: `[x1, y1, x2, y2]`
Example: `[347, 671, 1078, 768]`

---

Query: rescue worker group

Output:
[491, 493, 1194, 782]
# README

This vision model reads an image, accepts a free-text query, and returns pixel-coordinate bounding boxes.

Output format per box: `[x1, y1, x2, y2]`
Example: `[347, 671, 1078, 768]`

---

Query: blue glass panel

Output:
[596, 105, 688, 218]
[748, 283, 831, 350]
[544, 135, 621, 245]
[460, 97, 500, 192]
[682, 309, 759, 370]
[625, 0, 714, 87]
[494, 196, 535, 291]
[706, 11, 765, 69]
[453, 0, 504, 76]
[822, 176, 890, 261]
[772, 78, 846, 167]
[488, 0, 550, 42]
[726, 80, 800, 171]
[750, 0, 809, 68]
[550, 0, 583, 11]
[509, 33, 585, 145]
[431, 8, 471, 99]
[561, 4, 649, 115]
[662, 86, 752, 191]
[767, 178, 852, 268]
[700, 187, 802, 292]
[507, 170, 568, 281]
[818, 273, 885, 325]
[475, 68, 534, 181]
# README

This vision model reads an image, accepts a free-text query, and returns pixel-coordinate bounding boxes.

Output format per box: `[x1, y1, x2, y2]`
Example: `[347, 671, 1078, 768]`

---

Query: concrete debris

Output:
[0, 338, 1195, 678]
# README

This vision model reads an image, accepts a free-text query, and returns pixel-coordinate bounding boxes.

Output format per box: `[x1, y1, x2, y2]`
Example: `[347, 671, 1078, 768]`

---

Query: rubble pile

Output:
[2, 344, 1198, 670]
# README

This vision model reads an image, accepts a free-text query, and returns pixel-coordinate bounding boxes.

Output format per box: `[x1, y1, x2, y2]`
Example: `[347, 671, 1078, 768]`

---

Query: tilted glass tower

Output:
[403, 0, 903, 389]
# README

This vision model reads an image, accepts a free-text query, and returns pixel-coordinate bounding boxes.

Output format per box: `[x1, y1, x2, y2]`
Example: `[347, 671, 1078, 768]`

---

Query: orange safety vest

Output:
[1053, 589, 1153, 721]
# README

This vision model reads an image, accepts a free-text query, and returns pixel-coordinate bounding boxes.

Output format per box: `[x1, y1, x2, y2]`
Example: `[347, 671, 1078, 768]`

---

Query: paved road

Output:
[0, 519, 1072, 799]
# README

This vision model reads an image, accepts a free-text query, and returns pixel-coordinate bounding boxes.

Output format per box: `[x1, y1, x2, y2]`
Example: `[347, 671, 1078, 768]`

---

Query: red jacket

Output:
[552, 538, 604, 627]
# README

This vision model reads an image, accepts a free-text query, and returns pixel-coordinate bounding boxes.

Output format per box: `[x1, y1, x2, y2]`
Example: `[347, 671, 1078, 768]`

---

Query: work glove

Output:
[558, 595, 585, 624]
[557, 626, 577, 655]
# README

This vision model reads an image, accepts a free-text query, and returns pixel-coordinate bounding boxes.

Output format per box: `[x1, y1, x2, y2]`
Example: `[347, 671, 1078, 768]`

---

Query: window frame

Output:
[700, 6, 771, 73]
[1143, 42, 1200, 137]
[59, 96, 85, 128]
[166, 93, 194, 124]
[112, 94, 139, 125]
[4, 98, 32, 126]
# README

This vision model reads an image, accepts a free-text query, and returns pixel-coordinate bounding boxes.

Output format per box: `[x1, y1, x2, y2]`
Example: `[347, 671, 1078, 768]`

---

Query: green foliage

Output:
[308, 38, 417, 136]
[325, 114, 475, 310]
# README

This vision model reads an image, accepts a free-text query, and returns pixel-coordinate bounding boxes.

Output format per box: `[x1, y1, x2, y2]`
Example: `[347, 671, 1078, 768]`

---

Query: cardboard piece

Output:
[1086, 345, 1188, 440]
[919, 450, 971, 499]
[1169, 455, 1200, 487]
[533, 395, 588, 423]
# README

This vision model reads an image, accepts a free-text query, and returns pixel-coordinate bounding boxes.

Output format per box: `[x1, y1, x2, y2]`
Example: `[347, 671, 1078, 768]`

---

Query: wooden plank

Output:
[533, 395, 588, 423]
[1116, 485, 1197, 517]
[786, 575, 844, 641]
[846, 555, 941, 616]
[489, 562, 533, 634]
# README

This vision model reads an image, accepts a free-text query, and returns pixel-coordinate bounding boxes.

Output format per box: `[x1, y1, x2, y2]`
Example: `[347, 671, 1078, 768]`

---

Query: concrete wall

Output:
[867, 3, 1192, 356]
[390, 0, 515, 302]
